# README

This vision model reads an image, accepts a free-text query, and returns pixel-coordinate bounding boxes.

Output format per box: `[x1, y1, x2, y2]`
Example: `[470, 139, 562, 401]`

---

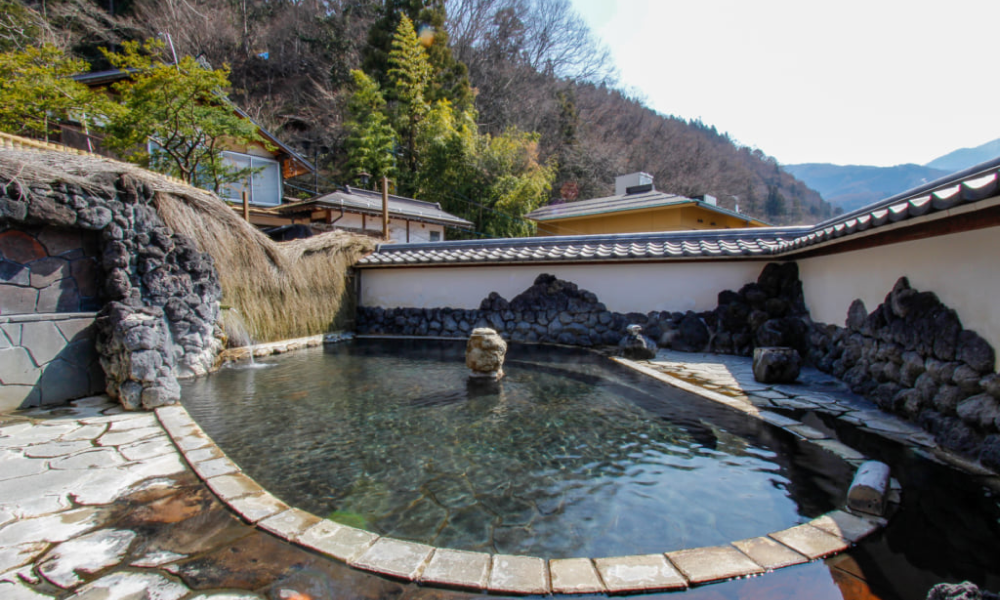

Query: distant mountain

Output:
[784, 137, 1000, 213]
[925, 138, 1000, 172]
[782, 163, 949, 213]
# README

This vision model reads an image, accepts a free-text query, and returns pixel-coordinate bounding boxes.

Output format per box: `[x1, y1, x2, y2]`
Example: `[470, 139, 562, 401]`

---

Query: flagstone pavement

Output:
[1, 348, 987, 600]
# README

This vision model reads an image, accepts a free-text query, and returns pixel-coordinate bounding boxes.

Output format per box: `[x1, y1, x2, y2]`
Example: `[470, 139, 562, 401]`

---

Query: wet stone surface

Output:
[0, 395, 484, 600]
[180, 341, 860, 559]
[3, 352, 995, 599]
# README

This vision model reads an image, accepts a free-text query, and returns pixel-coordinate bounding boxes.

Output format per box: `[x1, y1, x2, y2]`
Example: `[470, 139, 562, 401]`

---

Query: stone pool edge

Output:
[158, 341, 896, 596]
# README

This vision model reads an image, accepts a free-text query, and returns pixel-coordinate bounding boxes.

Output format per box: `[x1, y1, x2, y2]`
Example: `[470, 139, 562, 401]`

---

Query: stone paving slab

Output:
[769, 524, 850, 559]
[549, 557, 605, 594]
[808, 510, 885, 543]
[23, 440, 93, 458]
[420, 548, 491, 590]
[0, 542, 48, 576]
[731, 536, 808, 570]
[350, 538, 433, 581]
[204, 474, 265, 502]
[119, 436, 175, 462]
[488, 554, 548, 595]
[37, 528, 136, 588]
[757, 411, 802, 428]
[257, 508, 321, 540]
[191, 456, 240, 479]
[813, 439, 867, 462]
[0, 507, 106, 548]
[64, 570, 189, 600]
[226, 492, 288, 524]
[784, 423, 830, 440]
[50, 448, 126, 470]
[60, 424, 107, 442]
[295, 520, 378, 563]
[96, 427, 163, 447]
[666, 545, 764, 584]
[0, 579, 55, 599]
[184, 446, 223, 463]
[593, 554, 687, 593]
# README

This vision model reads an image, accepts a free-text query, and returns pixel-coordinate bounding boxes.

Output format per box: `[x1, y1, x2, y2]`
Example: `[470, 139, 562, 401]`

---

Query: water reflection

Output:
[180, 339, 852, 558]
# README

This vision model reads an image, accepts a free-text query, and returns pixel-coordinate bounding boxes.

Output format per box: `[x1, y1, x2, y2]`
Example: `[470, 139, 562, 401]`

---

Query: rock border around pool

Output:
[158, 347, 897, 595]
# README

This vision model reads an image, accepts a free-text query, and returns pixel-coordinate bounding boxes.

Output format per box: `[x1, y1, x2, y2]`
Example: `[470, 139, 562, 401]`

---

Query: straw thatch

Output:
[0, 147, 378, 343]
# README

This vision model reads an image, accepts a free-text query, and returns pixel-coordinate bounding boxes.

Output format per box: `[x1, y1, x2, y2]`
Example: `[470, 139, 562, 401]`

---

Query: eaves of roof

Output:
[358, 227, 806, 266]
[358, 156, 1000, 268]
[284, 188, 473, 229]
[526, 191, 769, 227]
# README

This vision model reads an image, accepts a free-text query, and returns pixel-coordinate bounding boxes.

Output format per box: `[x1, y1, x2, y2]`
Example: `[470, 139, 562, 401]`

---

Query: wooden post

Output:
[381, 175, 390, 240]
[242, 191, 249, 222]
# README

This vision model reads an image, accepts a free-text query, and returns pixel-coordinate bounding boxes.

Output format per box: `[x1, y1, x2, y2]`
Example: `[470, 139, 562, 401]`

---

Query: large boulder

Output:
[753, 347, 801, 383]
[466, 328, 507, 379]
[619, 324, 658, 360]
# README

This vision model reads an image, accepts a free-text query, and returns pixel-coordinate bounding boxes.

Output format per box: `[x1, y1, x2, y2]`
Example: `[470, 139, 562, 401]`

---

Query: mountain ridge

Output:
[783, 137, 1000, 212]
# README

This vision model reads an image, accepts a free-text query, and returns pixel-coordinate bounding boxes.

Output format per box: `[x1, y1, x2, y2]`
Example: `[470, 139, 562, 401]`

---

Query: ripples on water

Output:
[181, 339, 852, 558]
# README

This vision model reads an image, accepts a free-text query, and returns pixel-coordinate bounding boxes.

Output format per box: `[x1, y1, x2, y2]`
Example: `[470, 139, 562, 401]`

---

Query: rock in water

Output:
[753, 347, 801, 383]
[619, 324, 658, 360]
[927, 581, 998, 600]
[466, 328, 507, 379]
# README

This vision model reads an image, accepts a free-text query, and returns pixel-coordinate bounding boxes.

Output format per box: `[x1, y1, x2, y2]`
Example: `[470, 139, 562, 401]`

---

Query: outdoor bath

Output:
[166, 337, 1000, 597]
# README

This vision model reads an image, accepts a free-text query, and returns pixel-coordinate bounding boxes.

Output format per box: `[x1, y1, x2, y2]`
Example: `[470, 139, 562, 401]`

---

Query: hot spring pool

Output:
[179, 339, 854, 559]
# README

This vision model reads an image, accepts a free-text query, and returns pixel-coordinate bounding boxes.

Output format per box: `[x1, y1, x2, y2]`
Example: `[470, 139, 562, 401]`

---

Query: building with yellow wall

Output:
[527, 173, 768, 236]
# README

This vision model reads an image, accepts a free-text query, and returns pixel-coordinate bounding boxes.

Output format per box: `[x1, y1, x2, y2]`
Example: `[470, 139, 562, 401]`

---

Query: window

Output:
[220, 151, 283, 207]
[429, 231, 441, 242]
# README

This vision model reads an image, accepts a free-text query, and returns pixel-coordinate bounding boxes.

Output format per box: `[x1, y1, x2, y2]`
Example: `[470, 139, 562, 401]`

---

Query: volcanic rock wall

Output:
[358, 264, 1000, 469]
[1, 153, 222, 410]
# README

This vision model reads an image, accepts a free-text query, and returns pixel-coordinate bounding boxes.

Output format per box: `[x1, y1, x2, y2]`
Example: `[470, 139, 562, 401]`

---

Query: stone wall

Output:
[0, 226, 102, 314]
[809, 278, 1000, 470]
[0, 313, 104, 411]
[357, 265, 807, 354]
[357, 264, 1000, 470]
[1, 225, 105, 410]
[1, 158, 223, 411]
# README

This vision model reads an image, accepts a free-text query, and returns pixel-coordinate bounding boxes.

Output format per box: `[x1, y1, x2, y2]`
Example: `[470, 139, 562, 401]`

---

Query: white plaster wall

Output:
[334, 213, 365, 229]
[798, 227, 1000, 352]
[331, 215, 443, 243]
[360, 261, 768, 314]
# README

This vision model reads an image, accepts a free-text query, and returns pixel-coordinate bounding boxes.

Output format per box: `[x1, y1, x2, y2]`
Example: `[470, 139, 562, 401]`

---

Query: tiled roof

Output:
[358, 156, 1000, 268]
[525, 189, 766, 226]
[358, 228, 805, 266]
[777, 158, 1000, 252]
[282, 188, 474, 229]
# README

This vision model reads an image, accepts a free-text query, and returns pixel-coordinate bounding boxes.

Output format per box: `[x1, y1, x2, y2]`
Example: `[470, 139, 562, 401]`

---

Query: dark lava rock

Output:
[619, 326, 658, 360]
[958, 330, 996, 374]
[752, 347, 801, 383]
[981, 435, 1000, 473]
[927, 581, 999, 600]
[672, 313, 709, 352]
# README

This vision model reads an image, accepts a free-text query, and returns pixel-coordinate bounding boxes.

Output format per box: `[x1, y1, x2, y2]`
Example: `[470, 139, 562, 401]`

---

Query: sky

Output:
[568, 0, 1000, 167]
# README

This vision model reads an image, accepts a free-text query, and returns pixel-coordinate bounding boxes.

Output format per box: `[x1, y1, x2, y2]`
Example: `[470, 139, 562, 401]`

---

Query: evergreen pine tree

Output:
[344, 70, 397, 186]
[386, 15, 432, 194]
[362, 0, 471, 109]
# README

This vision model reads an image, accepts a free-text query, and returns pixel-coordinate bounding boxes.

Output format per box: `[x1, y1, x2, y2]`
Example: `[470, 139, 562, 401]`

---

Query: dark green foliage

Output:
[362, 0, 472, 109]
[22, 0, 835, 228]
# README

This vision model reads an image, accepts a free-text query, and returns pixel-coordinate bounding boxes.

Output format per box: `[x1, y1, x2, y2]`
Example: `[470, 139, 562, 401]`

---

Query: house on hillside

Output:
[275, 186, 473, 243]
[65, 69, 472, 241]
[66, 68, 315, 210]
[526, 173, 768, 236]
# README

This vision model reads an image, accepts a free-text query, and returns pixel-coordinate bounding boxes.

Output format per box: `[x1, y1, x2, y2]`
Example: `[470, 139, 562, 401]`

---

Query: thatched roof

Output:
[0, 147, 377, 342]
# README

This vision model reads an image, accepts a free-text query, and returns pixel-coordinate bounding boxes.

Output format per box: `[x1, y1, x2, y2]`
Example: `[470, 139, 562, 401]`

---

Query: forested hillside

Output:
[3, 0, 837, 232]
[782, 163, 949, 213]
